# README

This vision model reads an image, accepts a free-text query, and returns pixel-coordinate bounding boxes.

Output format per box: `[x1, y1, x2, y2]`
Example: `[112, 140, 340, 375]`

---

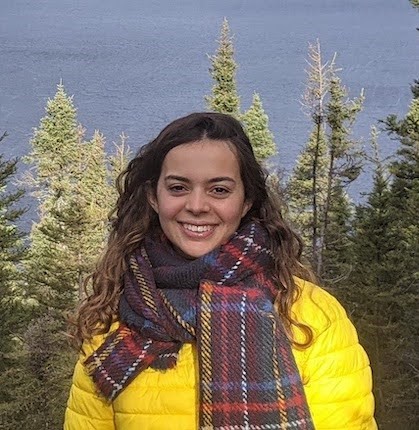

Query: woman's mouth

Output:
[180, 223, 216, 237]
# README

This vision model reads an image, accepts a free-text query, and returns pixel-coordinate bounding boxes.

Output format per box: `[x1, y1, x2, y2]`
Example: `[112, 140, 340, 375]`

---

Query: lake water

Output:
[1, 0, 418, 203]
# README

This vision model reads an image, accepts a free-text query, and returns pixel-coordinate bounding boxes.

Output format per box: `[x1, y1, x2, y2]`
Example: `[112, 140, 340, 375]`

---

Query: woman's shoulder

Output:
[292, 277, 347, 316]
[290, 277, 353, 339]
[290, 279, 376, 429]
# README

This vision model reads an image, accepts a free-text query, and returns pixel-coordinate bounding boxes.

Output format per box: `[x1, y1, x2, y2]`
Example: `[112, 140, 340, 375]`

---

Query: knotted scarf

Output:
[84, 222, 314, 429]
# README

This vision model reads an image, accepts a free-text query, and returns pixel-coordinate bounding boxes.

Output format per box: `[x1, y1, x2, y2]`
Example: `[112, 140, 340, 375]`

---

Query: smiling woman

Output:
[64, 112, 377, 430]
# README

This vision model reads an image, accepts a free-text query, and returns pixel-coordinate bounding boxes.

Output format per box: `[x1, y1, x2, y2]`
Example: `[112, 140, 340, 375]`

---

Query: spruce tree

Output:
[287, 128, 329, 255]
[206, 20, 276, 162]
[350, 127, 395, 290]
[383, 93, 419, 294]
[287, 41, 364, 281]
[321, 76, 364, 281]
[5, 84, 130, 429]
[205, 18, 240, 116]
[287, 41, 333, 266]
[241, 93, 276, 162]
[347, 120, 419, 428]
[24, 84, 126, 309]
[77, 131, 111, 295]
[0, 132, 26, 404]
[382, 92, 419, 427]
[24, 84, 84, 309]
[5, 85, 84, 428]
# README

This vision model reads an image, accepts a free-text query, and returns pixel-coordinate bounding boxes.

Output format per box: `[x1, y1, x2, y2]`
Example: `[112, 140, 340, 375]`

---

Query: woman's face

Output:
[149, 139, 252, 258]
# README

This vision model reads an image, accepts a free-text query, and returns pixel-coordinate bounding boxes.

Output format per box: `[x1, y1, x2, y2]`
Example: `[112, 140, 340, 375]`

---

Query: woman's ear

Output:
[146, 184, 159, 214]
[241, 200, 253, 218]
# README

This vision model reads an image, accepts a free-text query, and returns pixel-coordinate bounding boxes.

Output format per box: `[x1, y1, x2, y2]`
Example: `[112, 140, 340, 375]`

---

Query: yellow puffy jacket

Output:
[64, 280, 377, 430]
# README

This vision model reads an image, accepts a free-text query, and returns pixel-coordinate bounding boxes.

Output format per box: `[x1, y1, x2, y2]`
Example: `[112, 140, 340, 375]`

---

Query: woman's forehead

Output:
[160, 139, 241, 181]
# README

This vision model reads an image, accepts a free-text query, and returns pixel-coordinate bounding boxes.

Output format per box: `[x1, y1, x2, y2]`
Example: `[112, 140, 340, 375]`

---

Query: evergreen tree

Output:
[24, 84, 126, 309]
[241, 93, 276, 162]
[0, 313, 76, 430]
[24, 84, 84, 309]
[287, 41, 364, 281]
[0, 132, 26, 404]
[206, 20, 276, 162]
[348, 130, 396, 428]
[350, 127, 395, 290]
[3, 84, 130, 429]
[321, 186, 353, 282]
[411, 79, 419, 98]
[347, 120, 419, 428]
[287, 128, 329, 254]
[3, 85, 86, 428]
[382, 93, 419, 427]
[320, 76, 364, 281]
[77, 131, 112, 296]
[205, 18, 240, 116]
[288, 41, 334, 266]
[26, 83, 80, 194]
[383, 92, 419, 295]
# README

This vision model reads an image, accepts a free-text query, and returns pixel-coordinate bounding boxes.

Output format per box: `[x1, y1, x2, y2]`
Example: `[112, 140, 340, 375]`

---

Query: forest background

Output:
[0, 1, 418, 429]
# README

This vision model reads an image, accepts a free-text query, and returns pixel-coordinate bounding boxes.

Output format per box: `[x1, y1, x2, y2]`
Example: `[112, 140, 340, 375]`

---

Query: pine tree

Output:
[206, 20, 276, 162]
[26, 83, 80, 193]
[347, 119, 419, 428]
[411, 79, 419, 98]
[287, 41, 334, 265]
[0, 312, 76, 430]
[24, 84, 84, 309]
[205, 18, 240, 116]
[287, 41, 364, 281]
[320, 76, 364, 281]
[0, 132, 26, 404]
[383, 93, 419, 294]
[287, 128, 329, 254]
[76, 131, 112, 296]
[241, 93, 276, 162]
[350, 127, 395, 289]
[382, 93, 419, 427]
[24, 85, 127, 309]
[321, 186, 353, 282]
[3, 85, 85, 428]
[4, 84, 130, 429]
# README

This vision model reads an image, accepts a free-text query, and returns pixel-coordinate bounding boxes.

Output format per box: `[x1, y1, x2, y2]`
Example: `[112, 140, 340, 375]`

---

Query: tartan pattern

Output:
[84, 222, 314, 429]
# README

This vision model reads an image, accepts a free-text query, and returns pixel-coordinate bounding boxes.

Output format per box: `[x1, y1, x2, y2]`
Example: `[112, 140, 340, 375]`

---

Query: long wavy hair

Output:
[72, 112, 314, 349]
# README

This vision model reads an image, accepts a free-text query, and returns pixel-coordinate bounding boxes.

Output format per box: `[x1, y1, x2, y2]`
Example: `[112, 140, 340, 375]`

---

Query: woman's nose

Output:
[185, 190, 210, 214]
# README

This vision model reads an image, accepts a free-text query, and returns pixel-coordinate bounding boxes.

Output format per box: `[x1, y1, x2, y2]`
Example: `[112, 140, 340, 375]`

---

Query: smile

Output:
[181, 223, 215, 233]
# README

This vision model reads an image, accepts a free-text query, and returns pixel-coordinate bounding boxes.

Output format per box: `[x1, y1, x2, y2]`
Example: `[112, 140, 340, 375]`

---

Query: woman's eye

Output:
[169, 185, 186, 193]
[212, 187, 229, 195]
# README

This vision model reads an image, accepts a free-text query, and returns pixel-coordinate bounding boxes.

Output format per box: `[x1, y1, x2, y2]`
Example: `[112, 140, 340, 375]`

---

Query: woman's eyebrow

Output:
[164, 175, 236, 184]
[164, 175, 190, 182]
[208, 177, 236, 184]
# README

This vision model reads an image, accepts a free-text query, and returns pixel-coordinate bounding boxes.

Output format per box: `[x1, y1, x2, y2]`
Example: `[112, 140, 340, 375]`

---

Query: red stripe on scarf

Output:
[201, 398, 307, 413]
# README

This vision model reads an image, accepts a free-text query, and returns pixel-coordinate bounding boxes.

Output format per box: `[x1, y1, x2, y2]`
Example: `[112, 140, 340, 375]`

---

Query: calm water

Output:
[1, 0, 418, 201]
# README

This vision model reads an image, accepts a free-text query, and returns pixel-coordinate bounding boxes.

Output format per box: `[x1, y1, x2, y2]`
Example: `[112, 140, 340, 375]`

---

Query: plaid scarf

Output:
[84, 222, 314, 429]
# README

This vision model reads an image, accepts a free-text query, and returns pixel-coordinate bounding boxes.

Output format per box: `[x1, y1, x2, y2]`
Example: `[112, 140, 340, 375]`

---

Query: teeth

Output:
[183, 223, 212, 233]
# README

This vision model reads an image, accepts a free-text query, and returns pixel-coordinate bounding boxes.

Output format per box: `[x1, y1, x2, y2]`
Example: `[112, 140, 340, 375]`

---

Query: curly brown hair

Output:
[71, 112, 314, 349]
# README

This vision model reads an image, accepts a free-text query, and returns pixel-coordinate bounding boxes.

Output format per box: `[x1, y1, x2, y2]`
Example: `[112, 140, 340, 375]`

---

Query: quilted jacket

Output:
[64, 279, 377, 429]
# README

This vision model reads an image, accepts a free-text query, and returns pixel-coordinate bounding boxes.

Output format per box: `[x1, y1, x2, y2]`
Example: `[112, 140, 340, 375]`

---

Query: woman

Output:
[65, 112, 376, 429]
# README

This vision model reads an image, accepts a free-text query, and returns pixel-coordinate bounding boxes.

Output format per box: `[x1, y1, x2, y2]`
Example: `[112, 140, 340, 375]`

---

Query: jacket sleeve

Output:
[296, 284, 377, 430]
[64, 345, 115, 430]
